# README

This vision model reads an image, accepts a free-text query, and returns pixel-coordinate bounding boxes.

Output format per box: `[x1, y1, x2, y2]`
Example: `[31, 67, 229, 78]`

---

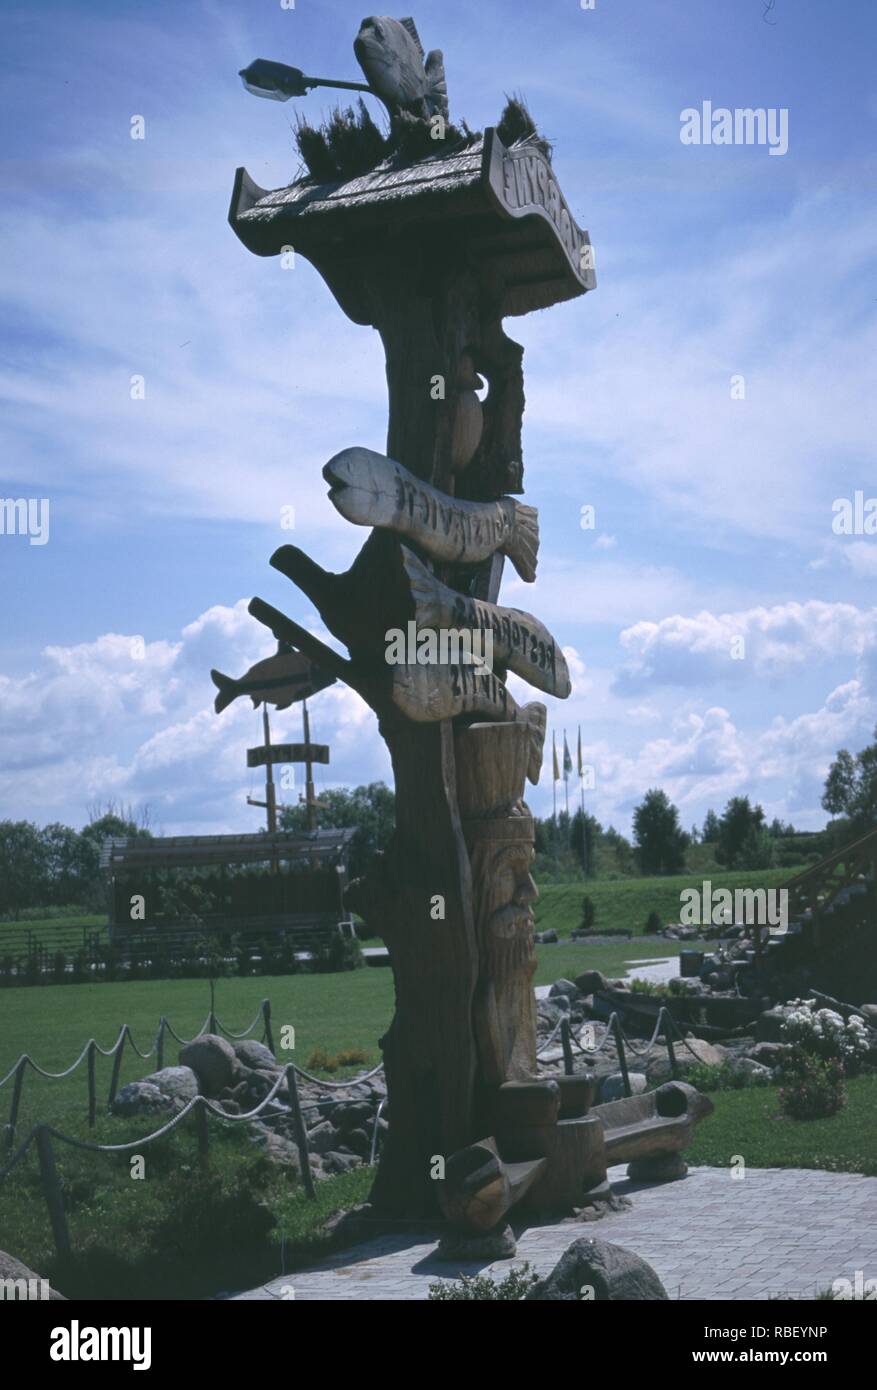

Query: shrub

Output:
[644, 910, 662, 935]
[687, 1060, 769, 1092]
[781, 999, 869, 1073]
[429, 1263, 540, 1300]
[306, 1048, 339, 1074]
[310, 933, 363, 974]
[336, 1047, 369, 1068]
[580, 895, 596, 930]
[778, 1054, 847, 1120]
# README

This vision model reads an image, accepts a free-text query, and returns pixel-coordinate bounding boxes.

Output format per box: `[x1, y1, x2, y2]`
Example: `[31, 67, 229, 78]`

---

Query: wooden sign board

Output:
[483, 129, 596, 295]
[324, 447, 539, 581]
[392, 663, 546, 784]
[402, 548, 570, 698]
[247, 743, 330, 768]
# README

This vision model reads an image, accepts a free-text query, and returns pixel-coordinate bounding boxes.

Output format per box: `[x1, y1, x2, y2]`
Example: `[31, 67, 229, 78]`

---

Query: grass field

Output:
[687, 1076, 877, 1177]
[532, 867, 797, 938]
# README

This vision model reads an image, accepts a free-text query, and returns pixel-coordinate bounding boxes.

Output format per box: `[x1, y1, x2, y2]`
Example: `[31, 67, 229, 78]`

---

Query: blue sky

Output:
[2, 0, 876, 837]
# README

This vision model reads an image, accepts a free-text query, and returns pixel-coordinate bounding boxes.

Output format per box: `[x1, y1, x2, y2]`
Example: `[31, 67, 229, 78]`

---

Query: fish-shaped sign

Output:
[401, 548, 571, 699]
[211, 646, 336, 713]
[391, 663, 546, 783]
[324, 447, 539, 582]
[353, 15, 448, 121]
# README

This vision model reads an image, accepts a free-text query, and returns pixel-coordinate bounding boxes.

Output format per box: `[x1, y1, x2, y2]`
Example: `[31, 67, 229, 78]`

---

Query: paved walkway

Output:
[232, 1165, 877, 1301]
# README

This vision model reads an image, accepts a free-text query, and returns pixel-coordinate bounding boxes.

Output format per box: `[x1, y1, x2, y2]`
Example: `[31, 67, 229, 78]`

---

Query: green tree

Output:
[716, 797, 766, 868]
[822, 733, 877, 834]
[701, 809, 720, 843]
[0, 821, 49, 919]
[279, 782, 395, 879]
[632, 790, 688, 876]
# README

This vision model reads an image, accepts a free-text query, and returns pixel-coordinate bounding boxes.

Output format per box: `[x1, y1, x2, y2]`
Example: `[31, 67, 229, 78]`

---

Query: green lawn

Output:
[533, 867, 798, 939]
[687, 1076, 877, 1177]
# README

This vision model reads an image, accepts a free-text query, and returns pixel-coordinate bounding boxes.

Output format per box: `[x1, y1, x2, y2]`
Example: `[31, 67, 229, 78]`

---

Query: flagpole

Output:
[578, 724, 587, 878]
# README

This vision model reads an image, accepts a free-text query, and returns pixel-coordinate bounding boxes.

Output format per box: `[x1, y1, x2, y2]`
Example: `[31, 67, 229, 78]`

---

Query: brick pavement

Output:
[231, 1164, 877, 1301]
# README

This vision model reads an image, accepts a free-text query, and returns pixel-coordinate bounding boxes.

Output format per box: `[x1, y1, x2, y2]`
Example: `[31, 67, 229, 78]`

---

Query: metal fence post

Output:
[662, 1009, 678, 1079]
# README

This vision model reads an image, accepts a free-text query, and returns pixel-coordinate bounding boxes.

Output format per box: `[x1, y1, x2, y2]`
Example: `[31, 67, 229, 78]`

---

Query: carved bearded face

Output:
[485, 841, 538, 940]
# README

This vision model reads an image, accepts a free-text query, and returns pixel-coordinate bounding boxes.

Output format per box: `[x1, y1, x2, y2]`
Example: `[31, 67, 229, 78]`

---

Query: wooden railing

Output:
[782, 824, 877, 933]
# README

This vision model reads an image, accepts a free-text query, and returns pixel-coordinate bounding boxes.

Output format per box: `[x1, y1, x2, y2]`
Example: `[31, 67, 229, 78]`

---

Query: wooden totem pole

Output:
[225, 15, 596, 1224]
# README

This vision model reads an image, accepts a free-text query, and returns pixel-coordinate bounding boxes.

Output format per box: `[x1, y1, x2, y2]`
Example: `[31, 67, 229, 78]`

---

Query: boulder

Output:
[538, 928, 559, 944]
[179, 1034, 238, 1097]
[324, 1151, 361, 1174]
[113, 1081, 173, 1118]
[549, 979, 580, 1001]
[335, 1101, 374, 1133]
[342, 1127, 371, 1158]
[232, 1040, 279, 1071]
[437, 1224, 516, 1261]
[574, 969, 609, 997]
[526, 1237, 668, 1301]
[306, 1120, 341, 1155]
[728, 1057, 772, 1084]
[0, 1250, 66, 1300]
[747, 1041, 792, 1068]
[859, 1004, 877, 1026]
[148, 1066, 199, 1106]
[599, 1072, 647, 1103]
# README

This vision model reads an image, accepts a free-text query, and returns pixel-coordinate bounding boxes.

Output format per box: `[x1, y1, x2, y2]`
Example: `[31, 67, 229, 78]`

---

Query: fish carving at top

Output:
[353, 15, 448, 121]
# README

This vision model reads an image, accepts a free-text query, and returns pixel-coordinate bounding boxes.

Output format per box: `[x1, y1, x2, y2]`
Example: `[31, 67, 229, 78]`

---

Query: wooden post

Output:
[36, 1125, 70, 1258]
[302, 699, 317, 833]
[87, 1040, 96, 1129]
[662, 1009, 678, 1079]
[262, 999, 275, 1055]
[107, 1028, 127, 1110]
[611, 1015, 631, 1098]
[195, 1098, 209, 1164]
[560, 1016, 574, 1076]
[156, 1017, 165, 1071]
[285, 1064, 316, 1200]
[5, 1057, 26, 1150]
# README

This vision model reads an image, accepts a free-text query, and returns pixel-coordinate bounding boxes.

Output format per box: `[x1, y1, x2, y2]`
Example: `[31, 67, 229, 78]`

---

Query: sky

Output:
[1, 0, 876, 839]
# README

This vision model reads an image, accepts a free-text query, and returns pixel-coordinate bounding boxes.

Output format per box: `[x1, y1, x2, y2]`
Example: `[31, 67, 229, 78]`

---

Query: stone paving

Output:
[232, 1164, 877, 1301]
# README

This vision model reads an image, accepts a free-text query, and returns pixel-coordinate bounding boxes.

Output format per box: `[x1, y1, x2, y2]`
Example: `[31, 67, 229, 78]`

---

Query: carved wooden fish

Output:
[353, 15, 448, 120]
[324, 446, 539, 581]
[211, 647, 335, 713]
[401, 547, 571, 698]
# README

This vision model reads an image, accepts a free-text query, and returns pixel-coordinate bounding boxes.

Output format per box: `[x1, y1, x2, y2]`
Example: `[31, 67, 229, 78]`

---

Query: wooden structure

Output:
[224, 21, 597, 1223]
[103, 829, 354, 951]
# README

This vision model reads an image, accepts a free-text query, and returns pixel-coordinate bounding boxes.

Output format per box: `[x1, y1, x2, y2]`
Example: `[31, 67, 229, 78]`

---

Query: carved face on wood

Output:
[485, 841, 538, 941]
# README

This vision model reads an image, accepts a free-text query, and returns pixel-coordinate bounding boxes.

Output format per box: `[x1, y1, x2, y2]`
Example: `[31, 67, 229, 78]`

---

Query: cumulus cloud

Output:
[614, 601, 877, 693]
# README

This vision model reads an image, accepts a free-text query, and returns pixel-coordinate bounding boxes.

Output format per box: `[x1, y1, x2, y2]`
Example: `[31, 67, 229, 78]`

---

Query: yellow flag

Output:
[552, 732, 560, 781]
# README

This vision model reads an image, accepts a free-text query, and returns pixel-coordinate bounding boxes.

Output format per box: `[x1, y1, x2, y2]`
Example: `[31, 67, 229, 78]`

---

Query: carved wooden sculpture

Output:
[223, 20, 595, 1220]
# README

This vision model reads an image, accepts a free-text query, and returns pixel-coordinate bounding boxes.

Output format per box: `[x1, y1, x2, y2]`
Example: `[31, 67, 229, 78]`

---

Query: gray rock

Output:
[729, 1057, 772, 1083]
[179, 1034, 238, 1097]
[0, 1250, 66, 1300]
[539, 928, 559, 944]
[306, 1120, 341, 1155]
[859, 1004, 877, 1025]
[112, 1081, 173, 1117]
[342, 1127, 371, 1158]
[755, 1006, 795, 1042]
[599, 1072, 647, 1102]
[627, 1152, 688, 1182]
[747, 1041, 792, 1068]
[324, 1150, 361, 1174]
[575, 973, 611, 995]
[437, 1224, 517, 1260]
[232, 1040, 279, 1071]
[335, 1101, 374, 1132]
[526, 1237, 668, 1301]
[148, 1065, 199, 1105]
[549, 978, 580, 1001]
